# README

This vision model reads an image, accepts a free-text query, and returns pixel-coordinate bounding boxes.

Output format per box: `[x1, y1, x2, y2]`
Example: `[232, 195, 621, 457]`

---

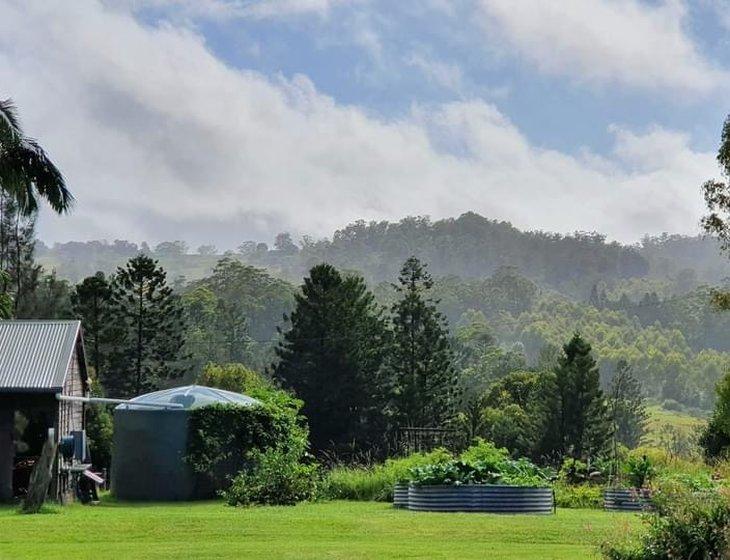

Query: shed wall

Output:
[58, 350, 85, 438]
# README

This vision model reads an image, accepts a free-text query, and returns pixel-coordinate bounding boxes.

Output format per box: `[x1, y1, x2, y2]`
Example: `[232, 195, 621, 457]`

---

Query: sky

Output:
[1, 0, 729, 249]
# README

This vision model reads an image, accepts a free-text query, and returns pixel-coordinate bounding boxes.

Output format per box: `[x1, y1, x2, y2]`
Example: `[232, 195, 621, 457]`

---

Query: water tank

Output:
[111, 385, 259, 501]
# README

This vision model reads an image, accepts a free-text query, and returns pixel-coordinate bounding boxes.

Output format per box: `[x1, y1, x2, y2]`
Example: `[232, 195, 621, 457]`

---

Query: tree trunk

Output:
[22, 432, 57, 513]
[0, 405, 14, 502]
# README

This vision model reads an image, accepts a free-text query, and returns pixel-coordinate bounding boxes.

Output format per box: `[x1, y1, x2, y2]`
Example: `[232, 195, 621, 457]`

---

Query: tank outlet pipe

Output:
[55, 394, 184, 409]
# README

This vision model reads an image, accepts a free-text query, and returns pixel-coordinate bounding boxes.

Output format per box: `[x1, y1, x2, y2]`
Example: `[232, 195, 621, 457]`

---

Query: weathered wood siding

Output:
[59, 349, 85, 436]
[55, 344, 86, 501]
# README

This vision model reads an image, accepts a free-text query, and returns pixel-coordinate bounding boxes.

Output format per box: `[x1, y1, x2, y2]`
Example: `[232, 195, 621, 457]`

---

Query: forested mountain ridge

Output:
[16, 211, 730, 411]
[37, 212, 730, 300]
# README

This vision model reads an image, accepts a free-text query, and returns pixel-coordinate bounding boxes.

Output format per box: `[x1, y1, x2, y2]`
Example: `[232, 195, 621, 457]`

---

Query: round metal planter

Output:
[407, 484, 554, 514]
[604, 488, 652, 512]
[393, 483, 409, 508]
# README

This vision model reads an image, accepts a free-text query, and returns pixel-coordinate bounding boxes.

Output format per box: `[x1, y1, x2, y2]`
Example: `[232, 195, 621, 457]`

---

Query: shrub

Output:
[559, 458, 601, 485]
[700, 372, 730, 460]
[459, 439, 510, 465]
[86, 403, 113, 471]
[655, 471, 715, 493]
[553, 482, 602, 509]
[661, 399, 684, 413]
[197, 363, 273, 395]
[622, 455, 655, 489]
[602, 487, 730, 560]
[197, 362, 303, 413]
[700, 417, 730, 461]
[186, 402, 308, 492]
[223, 447, 319, 506]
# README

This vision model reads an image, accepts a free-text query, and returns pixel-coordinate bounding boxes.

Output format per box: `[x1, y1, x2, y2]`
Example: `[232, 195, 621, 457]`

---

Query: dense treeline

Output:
[35, 213, 730, 295]
[12, 235, 730, 411]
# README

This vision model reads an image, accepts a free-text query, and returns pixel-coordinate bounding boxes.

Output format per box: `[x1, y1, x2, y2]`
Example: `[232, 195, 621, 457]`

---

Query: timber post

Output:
[22, 429, 57, 513]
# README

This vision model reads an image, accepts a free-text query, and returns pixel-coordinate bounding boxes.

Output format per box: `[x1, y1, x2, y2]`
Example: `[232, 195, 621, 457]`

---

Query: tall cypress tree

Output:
[274, 263, 389, 452]
[535, 333, 611, 460]
[104, 255, 187, 398]
[386, 256, 457, 428]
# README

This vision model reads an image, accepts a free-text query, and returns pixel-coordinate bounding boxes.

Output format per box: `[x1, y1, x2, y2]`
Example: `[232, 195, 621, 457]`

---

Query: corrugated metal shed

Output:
[0, 320, 82, 392]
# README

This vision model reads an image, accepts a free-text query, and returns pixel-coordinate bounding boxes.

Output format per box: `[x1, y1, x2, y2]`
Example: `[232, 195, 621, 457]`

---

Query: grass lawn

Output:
[0, 500, 639, 560]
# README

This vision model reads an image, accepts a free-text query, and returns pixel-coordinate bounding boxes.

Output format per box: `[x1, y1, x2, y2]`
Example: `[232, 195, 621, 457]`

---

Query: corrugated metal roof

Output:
[0, 320, 81, 392]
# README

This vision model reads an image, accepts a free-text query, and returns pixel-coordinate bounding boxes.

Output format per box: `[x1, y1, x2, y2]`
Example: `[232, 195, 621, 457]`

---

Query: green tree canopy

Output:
[103, 255, 187, 398]
[274, 263, 390, 452]
[72, 272, 113, 377]
[385, 256, 457, 428]
[535, 333, 611, 461]
[608, 359, 647, 448]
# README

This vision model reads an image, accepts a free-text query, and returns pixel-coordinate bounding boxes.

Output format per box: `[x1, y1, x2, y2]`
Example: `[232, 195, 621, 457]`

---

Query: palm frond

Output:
[0, 138, 73, 215]
[0, 98, 23, 147]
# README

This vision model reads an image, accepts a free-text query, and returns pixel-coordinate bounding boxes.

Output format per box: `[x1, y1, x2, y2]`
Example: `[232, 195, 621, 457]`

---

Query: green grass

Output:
[0, 500, 639, 559]
[641, 405, 706, 448]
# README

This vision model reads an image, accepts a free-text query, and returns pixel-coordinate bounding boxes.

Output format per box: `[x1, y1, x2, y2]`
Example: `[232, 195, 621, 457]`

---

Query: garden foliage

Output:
[186, 399, 307, 493]
[603, 486, 730, 560]
[223, 446, 319, 506]
[321, 449, 451, 501]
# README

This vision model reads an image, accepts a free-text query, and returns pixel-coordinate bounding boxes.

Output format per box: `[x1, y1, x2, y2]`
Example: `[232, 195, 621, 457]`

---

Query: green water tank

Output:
[111, 385, 259, 501]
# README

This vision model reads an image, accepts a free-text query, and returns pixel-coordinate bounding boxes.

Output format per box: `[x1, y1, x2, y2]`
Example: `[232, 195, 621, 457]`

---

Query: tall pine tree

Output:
[104, 255, 187, 398]
[608, 360, 647, 448]
[535, 333, 611, 460]
[385, 256, 457, 428]
[274, 263, 389, 452]
[72, 272, 114, 378]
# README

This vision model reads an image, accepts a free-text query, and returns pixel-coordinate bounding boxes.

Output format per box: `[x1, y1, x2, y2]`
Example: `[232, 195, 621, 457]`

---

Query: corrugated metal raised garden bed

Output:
[405, 484, 554, 513]
[604, 488, 653, 512]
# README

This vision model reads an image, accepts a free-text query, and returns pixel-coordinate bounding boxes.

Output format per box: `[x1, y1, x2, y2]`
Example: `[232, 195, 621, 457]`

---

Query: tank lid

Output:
[115, 385, 261, 410]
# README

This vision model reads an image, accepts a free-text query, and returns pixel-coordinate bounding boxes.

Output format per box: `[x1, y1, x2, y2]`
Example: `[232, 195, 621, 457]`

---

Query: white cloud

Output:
[242, 0, 359, 18]
[113, 0, 362, 19]
[404, 53, 464, 93]
[0, 0, 716, 248]
[477, 0, 729, 95]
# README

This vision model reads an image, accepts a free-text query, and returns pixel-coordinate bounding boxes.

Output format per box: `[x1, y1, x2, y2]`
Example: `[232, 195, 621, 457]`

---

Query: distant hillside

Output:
[37, 212, 730, 300]
[33, 213, 730, 411]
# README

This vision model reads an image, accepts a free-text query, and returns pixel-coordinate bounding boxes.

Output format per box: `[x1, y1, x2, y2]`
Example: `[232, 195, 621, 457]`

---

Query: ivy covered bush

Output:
[185, 389, 308, 494]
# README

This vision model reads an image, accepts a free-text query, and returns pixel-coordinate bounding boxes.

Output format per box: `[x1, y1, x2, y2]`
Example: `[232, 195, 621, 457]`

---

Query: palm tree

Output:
[0, 98, 73, 215]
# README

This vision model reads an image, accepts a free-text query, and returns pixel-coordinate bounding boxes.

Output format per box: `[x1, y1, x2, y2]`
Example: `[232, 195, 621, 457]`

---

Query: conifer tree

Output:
[104, 255, 187, 398]
[72, 272, 114, 377]
[608, 360, 647, 448]
[0, 191, 40, 314]
[385, 256, 457, 428]
[274, 263, 389, 451]
[535, 333, 611, 460]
